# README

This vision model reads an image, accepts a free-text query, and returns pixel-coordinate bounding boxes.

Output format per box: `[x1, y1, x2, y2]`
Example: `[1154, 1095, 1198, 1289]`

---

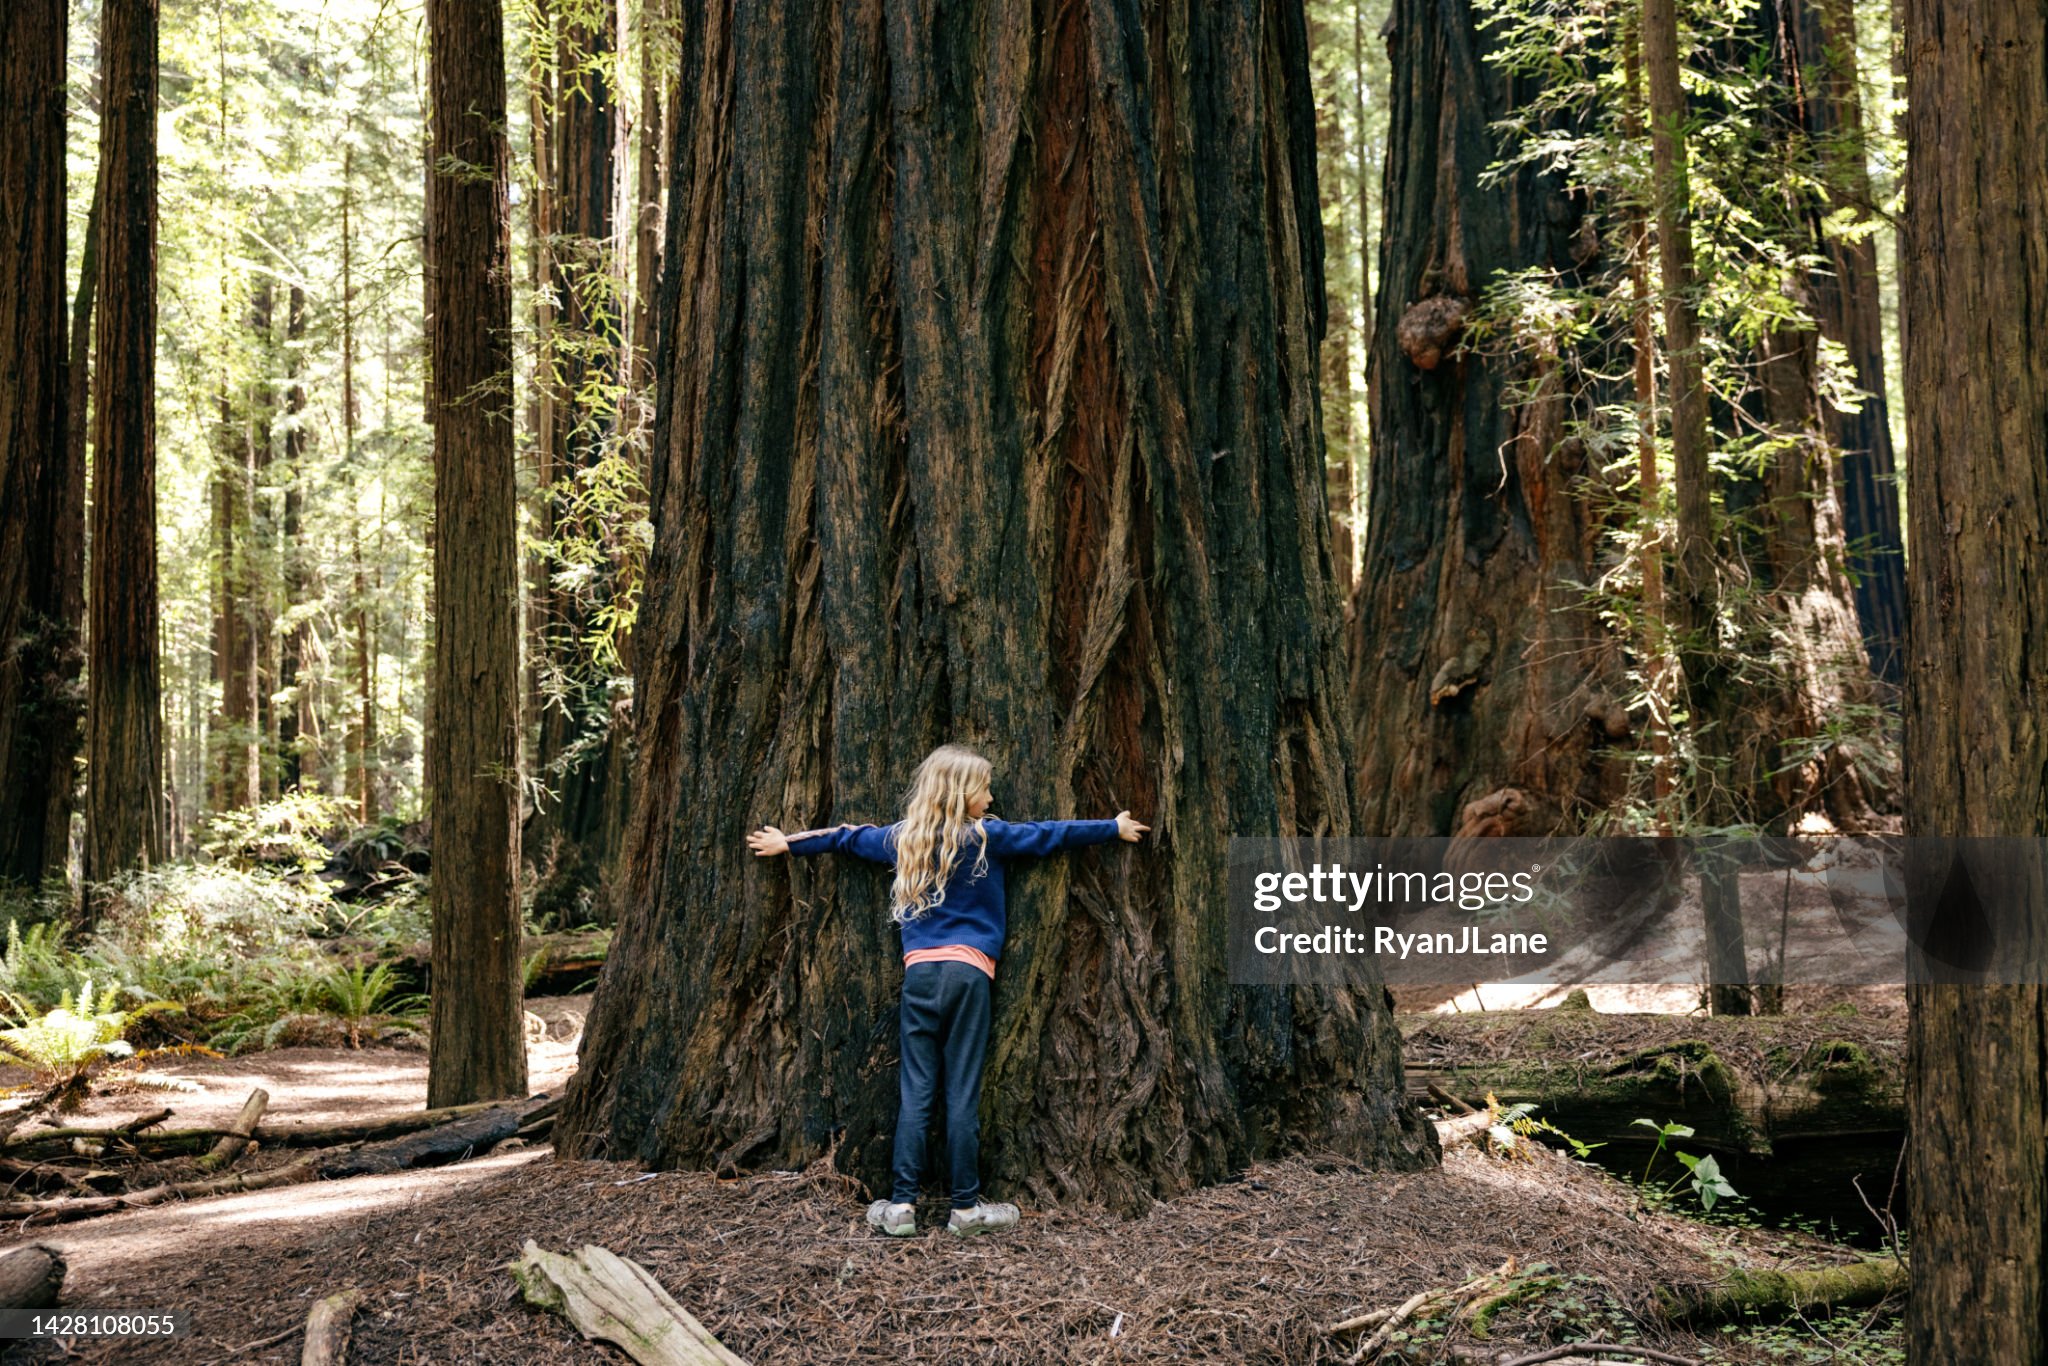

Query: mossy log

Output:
[1402, 1013, 1903, 1156]
[1655, 1257, 1906, 1324]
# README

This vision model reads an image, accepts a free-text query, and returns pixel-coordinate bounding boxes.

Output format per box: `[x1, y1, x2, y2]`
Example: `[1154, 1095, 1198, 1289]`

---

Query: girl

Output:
[747, 743, 1148, 1236]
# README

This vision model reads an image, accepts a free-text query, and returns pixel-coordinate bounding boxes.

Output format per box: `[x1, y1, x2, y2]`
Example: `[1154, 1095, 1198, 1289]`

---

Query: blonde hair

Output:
[890, 744, 992, 924]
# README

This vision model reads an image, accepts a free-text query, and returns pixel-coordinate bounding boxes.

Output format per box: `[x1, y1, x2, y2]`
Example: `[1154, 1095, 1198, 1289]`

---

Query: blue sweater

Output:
[788, 818, 1121, 960]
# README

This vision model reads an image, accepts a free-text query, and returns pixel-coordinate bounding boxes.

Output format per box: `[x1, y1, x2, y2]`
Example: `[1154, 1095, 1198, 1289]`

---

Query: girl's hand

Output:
[1114, 810, 1150, 843]
[747, 826, 791, 857]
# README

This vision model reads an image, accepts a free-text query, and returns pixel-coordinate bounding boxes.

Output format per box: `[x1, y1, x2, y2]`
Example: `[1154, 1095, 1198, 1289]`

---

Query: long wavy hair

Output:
[890, 744, 992, 924]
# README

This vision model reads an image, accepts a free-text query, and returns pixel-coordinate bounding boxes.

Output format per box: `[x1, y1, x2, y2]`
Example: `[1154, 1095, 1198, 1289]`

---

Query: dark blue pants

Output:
[891, 959, 991, 1208]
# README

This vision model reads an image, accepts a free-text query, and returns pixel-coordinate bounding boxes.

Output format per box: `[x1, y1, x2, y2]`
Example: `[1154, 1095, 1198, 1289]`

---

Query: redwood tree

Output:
[0, 0, 75, 889]
[84, 0, 166, 891]
[425, 0, 525, 1107]
[529, 0, 624, 913]
[1901, 0, 2048, 1357]
[556, 0, 1433, 1211]
[1350, 0, 1632, 840]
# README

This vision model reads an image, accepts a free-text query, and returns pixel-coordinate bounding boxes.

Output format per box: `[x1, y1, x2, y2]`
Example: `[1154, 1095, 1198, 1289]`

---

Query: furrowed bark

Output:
[0, 0, 74, 890]
[1899, 0, 2048, 1359]
[83, 0, 166, 896]
[1350, 2, 1631, 840]
[425, 0, 526, 1107]
[557, 0, 1433, 1213]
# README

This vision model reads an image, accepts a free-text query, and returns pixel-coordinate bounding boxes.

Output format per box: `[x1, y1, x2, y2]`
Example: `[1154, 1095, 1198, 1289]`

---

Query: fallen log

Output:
[198, 1089, 269, 1172]
[301, 1288, 364, 1366]
[0, 1154, 321, 1225]
[512, 1240, 749, 1366]
[4, 1093, 551, 1154]
[0, 1244, 65, 1309]
[314, 1095, 549, 1179]
[1653, 1257, 1906, 1325]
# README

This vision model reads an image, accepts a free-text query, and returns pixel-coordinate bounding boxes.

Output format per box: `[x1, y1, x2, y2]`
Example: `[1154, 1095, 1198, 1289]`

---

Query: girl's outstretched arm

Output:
[750, 822, 898, 863]
[983, 812, 1148, 858]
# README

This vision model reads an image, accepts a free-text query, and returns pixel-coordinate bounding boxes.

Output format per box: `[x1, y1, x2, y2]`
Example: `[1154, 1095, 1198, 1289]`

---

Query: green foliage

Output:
[1459, 0, 1901, 834]
[0, 976, 191, 1106]
[200, 791, 358, 872]
[1485, 1094, 1606, 1160]
[1632, 1117, 1742, 1212]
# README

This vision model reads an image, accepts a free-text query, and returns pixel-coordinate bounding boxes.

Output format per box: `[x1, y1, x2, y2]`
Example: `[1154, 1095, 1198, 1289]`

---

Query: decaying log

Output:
[4, 1093, 553, 1155]
[0, 1245, 65, 1309]
[314, 1095, 548, 1179]
[198, 1089, 270, 1172]
[301, 1288, 364, 1366]
[0, 1154, 321, 1225]
[512, 1241, 749, 1366]
[1431, 1112, 1493, 1148]
[1654, 1257, 1906, 1325]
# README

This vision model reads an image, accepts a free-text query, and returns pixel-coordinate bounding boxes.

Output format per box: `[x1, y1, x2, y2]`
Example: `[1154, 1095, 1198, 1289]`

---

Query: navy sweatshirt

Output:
[788, 818, 1121, 961]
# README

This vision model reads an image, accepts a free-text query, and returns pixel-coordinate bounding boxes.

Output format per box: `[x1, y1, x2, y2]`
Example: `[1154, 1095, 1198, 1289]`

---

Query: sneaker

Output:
[866, 1199, 917, 1237]
[945, 1201, 1020, 1236]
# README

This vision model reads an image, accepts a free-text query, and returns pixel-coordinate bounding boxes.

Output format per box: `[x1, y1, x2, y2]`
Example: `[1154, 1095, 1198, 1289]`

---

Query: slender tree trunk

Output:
[1621, 21, 1671, 828]
[0, 0, 74, 890]
[279, 282, 307, 791]
[529, 0, 622, 910]
[1793, 0, 1905, 687]
[425, 0, 525, 1107]
[44, 173, 99, 883]
[83, 0, 165, 897]
[556, 0, 1433, 1211]
[252, 281, 277, 802]
[1311, 9, 1355, 587]
[1642, 0, 1748, 1014]
[1901, 2, 2048, 1359]
[525, 4, 558, 766]
[1350, 1, 1630, 841]
[216, 334, 260, 814]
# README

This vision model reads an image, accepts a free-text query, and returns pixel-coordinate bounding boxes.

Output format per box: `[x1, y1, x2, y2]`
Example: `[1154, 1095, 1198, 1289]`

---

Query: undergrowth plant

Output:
[0, 977, 200, 1110]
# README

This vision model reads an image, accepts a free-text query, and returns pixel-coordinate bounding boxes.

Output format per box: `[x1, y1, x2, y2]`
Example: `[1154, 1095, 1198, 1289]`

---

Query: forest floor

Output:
[0, 996, 1905, 1366]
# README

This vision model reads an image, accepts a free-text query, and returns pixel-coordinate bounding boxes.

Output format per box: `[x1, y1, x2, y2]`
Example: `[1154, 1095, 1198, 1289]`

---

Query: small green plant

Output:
[315, 963, 428, 1048]
[1633, 1117, 1741, 1211]
[1485, 1093, 1606, 1160]
[0, 918, 75, 1009]
[0, 977, 192, 1109]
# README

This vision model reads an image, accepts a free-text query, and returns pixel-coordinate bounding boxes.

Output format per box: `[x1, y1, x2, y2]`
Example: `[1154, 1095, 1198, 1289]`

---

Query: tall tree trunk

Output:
[0, 0, 74, 890]
[83, 0, 165, 896]
[279, 282, 311, 791]
[1793, 0, 1905, 686]
[1310, 8, 1355, 587]
[1621, 20, 1671, 828]
[215, 330, 260, 814]
[44, 173, 100, 883]
[425, 0, 525, 1107]
[555, 0, 1433, 1212]
[1642, 0, 1749, 1015]
[252, 280, 277, 802]
[529, 0, 622, 912]
[1900, 1, 2048, 1359]
[525, 4, 558, 770]
[1350, 1, 1630, 841]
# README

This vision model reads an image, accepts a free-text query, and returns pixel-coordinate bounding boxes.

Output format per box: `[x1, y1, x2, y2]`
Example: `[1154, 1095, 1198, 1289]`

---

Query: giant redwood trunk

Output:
[1900, 0, 2048, 1358]
[84, 0, 165, 891]
[424, 0, 526, 1107]
[556, 0, 1434, 1212]
[0, 0, 73, 889]
[1349, 2, 1630, 839]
